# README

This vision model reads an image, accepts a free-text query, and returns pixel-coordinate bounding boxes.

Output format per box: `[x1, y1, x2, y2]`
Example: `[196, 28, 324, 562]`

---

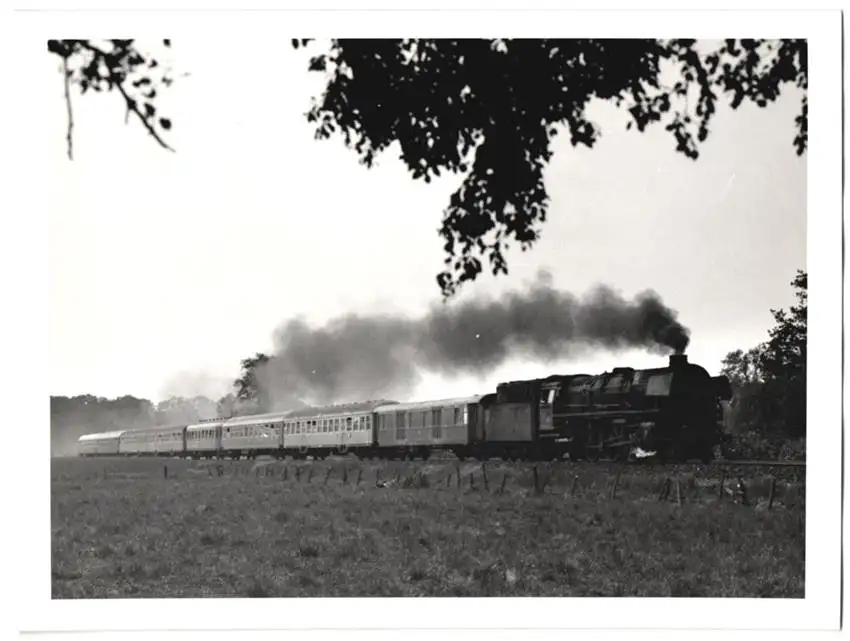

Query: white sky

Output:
[47, 38, 806, 404]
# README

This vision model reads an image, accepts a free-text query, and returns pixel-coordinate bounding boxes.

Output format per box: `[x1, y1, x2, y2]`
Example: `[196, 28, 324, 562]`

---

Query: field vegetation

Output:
[52, 455, 805, 599]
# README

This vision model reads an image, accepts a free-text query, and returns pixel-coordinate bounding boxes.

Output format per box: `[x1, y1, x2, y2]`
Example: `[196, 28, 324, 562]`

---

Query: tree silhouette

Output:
[759, 270, 807, 436]
[720, 270, 807, 436]
[233, 352, 272, 412]
[49, 38, 807, 298]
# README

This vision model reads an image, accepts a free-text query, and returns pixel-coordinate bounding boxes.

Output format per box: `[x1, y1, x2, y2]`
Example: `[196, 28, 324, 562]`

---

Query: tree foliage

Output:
[48, 39, 177, 159]
[50, 38, 806, 298]
[720, 270, 807, 437]
[50, 394, 156, 455]
[233, 352, 272, 414]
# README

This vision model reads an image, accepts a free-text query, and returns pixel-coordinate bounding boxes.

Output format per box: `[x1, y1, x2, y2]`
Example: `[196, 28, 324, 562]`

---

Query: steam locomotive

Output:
[77, 354, 732, 463]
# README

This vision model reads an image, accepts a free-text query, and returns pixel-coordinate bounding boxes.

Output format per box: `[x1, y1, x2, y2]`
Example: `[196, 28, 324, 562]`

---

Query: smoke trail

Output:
[256, 270, 689, 408]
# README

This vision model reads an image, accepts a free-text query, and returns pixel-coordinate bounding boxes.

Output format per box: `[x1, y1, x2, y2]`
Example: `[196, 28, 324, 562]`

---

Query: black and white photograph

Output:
[9, 4, 843, 637]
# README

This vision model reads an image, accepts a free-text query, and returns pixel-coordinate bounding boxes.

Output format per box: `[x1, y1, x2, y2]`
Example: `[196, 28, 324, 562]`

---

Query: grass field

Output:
[51, 456, 805, 598]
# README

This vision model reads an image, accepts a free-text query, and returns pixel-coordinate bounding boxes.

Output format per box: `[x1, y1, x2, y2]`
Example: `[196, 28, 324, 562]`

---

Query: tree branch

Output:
[63, 55, 74, 160]
[76, 40, 175, 152]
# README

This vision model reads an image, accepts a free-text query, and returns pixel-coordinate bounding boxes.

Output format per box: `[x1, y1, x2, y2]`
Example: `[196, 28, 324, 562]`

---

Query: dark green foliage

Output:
[50, 38, 807, 299]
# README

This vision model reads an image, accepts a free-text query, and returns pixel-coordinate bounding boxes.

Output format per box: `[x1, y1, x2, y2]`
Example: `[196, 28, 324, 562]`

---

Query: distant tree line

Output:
[720, 270, 807, 439]
[50, 355, 290, 455]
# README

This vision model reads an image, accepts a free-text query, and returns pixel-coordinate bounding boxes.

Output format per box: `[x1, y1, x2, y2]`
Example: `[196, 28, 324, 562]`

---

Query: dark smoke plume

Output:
[257, 271, 689, 408]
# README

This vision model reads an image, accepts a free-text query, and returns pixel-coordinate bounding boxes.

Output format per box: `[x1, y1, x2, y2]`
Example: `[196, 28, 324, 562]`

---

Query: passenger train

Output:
[77, 354, 732, 463]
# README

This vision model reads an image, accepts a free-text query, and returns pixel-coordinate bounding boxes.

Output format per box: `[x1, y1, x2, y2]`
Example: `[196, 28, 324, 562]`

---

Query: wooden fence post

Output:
[283, 465, 288, 481]
[295, 466, 301, 482]
[767, 476, 776, 510]
[343, 467, 348, 484]
[469, 472, 475, 491]
[675, 479, 682, 506]
[658, 478, 670, 501]
[456, 465, 461, 489]
[737, 477, 748, 506]
[163, 465, 168, 479]
[324, 468, 332, 485]
[356, 468, 362, 486]
[499, 473, 508, 495]
[718, 470, 725, 500]
[533, 465, 541, 496]
[570, 475, 579, 497]
[610, 473, 620, 500]
[482, 464, 489, 492]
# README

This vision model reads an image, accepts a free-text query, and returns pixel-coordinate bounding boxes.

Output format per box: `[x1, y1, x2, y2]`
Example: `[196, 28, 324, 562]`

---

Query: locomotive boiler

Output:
[481, 354, 732, 462]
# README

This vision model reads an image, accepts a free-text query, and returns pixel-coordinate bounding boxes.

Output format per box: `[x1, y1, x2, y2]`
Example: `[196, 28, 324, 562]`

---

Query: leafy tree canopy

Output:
[49, 38, 807, 298]
[720, 270, 807, 437]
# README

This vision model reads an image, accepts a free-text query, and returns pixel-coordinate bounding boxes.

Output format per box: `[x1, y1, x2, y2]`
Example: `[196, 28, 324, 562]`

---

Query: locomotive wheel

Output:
[584, 427, 603, 462]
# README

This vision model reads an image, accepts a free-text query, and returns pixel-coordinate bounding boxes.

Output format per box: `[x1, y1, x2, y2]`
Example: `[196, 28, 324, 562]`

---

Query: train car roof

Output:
[186, 420, 226, 430]
[374, 395, 482, 413]
[121, 423, 187, 434]
[222, 411, 296, 427]
[285, 400, 398, 419]
[78, 430, 125, 442]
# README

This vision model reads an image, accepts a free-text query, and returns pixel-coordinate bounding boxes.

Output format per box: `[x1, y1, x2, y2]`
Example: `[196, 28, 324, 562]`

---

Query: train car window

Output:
[346, 417, 353, 432]
[365, 415, 371, 430]
[632, 372, 643, 385]
[420, 411, 428, 428]
[453, 407, 461, 425]
[395, 411, 406, 440]
[431, 408, 441, 428]
[592, 377, 605, 390]
[463, 407, 469, 425]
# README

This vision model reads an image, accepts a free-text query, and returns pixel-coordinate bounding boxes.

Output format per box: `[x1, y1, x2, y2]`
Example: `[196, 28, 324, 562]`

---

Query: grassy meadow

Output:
[51, 456, 805, 598]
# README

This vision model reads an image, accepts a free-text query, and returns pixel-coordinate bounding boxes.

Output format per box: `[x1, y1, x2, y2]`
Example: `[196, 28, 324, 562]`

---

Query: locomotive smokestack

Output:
[669, 353, 688, 369]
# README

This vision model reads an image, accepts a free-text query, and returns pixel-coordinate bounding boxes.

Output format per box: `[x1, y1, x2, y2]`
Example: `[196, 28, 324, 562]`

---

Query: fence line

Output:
[143, 460, 804, 510]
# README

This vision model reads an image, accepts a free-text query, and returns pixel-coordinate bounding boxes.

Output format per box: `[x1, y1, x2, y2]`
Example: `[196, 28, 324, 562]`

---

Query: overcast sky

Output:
[47, 38, 806, 404]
